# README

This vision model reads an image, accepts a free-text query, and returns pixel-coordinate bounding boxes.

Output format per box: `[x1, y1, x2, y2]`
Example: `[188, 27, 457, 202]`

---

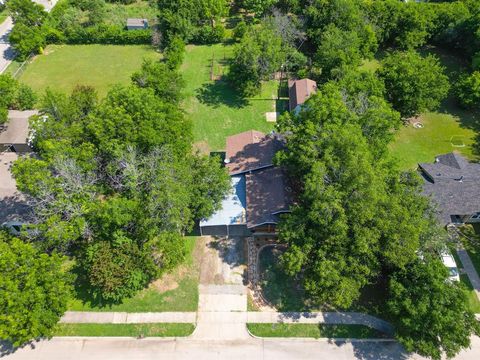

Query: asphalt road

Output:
[3, 336, 480, 360]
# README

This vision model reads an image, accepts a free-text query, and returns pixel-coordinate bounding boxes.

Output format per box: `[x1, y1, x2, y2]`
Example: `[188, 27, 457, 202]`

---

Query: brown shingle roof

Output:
[225, 130, 283, 175]
[288, 78, 317, 111]
[245, 167, 292, 228]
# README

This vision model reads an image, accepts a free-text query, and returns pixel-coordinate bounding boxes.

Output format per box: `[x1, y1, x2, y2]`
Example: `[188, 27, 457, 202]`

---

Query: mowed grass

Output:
[54, 323, 195, 337]
[19, 44, 160, 98]
[68, 237, 199, 312]
[182, 44, 284, 151]
[390, 110, 477, 170]
[247, 324, 388, 339]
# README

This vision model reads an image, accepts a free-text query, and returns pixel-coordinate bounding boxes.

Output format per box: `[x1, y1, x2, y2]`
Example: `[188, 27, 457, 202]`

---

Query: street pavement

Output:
[3, 336, 480, 360]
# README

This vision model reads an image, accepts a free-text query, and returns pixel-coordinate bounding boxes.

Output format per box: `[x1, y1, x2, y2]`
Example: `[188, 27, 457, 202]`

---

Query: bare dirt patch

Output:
[194, 141, 210, 155]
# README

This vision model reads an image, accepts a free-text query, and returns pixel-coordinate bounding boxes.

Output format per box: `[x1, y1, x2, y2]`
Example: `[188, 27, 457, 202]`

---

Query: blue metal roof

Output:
[200, 175, 246, 227]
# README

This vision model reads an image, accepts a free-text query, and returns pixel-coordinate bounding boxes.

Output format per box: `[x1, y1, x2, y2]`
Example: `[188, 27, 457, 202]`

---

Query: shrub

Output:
[0, 108, 8, 125]
[192, 24, 225, 44]
[233, 20, 248, 41]
[64, 25, 151, 44]
[164, 36, 185, 70]
[14, 84, 38, 110]
[455, 71, 480, 109]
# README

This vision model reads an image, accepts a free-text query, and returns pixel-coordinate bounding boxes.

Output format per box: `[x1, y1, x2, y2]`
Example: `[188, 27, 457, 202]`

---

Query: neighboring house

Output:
[419, 152, 480, 225]
[288, 78, 317, 114]
[126, 18, 148, 30]
[200, 130, 293, 237]
[0, 110, 36, 224]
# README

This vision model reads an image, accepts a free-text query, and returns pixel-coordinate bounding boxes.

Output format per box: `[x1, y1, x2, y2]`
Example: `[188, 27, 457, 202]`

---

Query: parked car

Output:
[441, 251, 460, 282]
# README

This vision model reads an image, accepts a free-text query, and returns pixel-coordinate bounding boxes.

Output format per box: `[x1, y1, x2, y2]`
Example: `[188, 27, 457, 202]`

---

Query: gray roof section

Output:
[126, 18, 148, 27]
[419, 153, 480, 223]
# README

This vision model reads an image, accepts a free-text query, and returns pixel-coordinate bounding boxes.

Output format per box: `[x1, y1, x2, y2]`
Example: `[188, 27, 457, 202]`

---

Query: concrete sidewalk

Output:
[60, 311, 197, 324]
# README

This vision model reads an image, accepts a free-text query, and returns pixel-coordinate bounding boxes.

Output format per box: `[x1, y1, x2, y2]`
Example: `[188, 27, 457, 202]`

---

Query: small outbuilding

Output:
[126, 18, 149, 30]
[288, 78, 317, 113]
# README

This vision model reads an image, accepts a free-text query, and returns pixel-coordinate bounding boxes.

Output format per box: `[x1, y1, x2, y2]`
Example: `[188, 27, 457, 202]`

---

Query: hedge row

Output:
[48, 25, 151, 45]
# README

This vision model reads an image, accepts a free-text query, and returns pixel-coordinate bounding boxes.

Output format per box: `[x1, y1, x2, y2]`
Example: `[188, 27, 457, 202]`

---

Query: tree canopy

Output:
[276, 72, 479, 358]
[13, 63, 229, 303]
[378, 50, 450, 118]
[0, 233, 72, 346]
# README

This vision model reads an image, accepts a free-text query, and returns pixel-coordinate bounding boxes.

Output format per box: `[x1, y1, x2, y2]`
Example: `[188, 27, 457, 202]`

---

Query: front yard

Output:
[17, 44, 160, 98]
[67, 237, 200, 312]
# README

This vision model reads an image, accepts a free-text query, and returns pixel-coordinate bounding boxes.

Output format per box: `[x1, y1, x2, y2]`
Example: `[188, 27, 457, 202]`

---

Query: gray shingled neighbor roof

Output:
[419, 153, 480, 223]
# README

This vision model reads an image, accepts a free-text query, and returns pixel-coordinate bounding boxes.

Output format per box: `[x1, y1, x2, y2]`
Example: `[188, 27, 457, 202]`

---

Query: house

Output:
[126, 18, 149, 30]
[0, 110, 36, 224]
[419, 153, 480, 225]
[288, 78, 317, 113]
[200, 130, 293, 237]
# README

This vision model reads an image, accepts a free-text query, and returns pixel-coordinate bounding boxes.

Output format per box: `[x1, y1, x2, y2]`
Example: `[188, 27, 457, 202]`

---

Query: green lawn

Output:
[182, 44, 285, 151]
[450, 243, 480, 313]
[257, 246, 311, 312]
[247, 324, 388, 339]
[18, 44, 160, 98]
[0, 8, 8, 25]
[460, 275, 480, 313]
[54, 323, 195, 337]
[68, 237, 199, 312]
[458, 226, 480, 278]
[390, 109, 477, 170]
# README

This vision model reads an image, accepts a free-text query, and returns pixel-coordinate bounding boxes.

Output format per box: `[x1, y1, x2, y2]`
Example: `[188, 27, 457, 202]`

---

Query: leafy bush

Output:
[192, 24, 225, 44]
[13, 84, 38, 110]
[233, 20, 248, 41]
[0, 108, 8, 125]
[64, 24, 151, 44]
[164, 36, 186, 70]
[455, 71, 480, 109]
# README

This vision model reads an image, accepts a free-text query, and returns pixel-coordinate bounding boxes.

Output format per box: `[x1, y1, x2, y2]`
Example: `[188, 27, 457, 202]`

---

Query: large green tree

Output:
[388, 257, 480, 360]
[276, 71, 478, 358]
[378, 50, 450, 118]
[0, 233, 71, 346]
[229, 21, 286, 96]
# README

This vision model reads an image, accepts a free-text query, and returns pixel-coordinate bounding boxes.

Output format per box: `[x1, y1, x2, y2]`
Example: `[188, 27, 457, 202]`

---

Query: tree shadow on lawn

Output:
[421, 46, 480, 157]
[196, 79, 249, 109]
[70, 265, 121, 309]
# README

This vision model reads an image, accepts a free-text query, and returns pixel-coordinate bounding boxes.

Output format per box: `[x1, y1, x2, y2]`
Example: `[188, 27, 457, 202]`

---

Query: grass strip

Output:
[54, 323, 195, 337]
[247, 323, 388, 339]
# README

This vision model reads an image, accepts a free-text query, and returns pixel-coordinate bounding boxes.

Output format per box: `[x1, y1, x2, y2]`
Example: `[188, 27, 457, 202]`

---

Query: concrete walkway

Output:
[457, 248, 480, 300]
[60, 311, 197, 324]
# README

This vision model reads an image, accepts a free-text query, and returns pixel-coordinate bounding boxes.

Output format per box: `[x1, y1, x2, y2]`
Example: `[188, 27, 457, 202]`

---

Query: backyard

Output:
[182, 44, 286, 151]
[16, 44, 160, 98]
[67, 236, 200, 312]
[360, 47, 479, 170]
